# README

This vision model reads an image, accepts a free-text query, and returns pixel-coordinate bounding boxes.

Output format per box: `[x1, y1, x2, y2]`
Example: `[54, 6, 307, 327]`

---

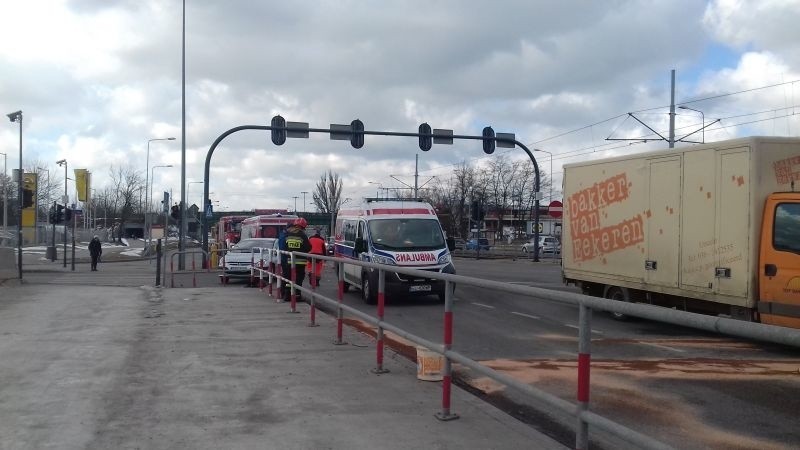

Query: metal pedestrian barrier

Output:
[246, 247, 800, 450]
[168, 250, 209, 288]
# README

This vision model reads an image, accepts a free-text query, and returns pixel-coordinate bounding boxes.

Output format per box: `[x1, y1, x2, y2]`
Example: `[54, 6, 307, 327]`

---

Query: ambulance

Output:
[334, 198, 456, 304]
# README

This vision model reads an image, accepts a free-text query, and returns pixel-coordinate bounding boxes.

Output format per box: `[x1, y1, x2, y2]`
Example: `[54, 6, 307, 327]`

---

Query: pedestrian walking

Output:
[89, 235, 102, 271]
[308, 227, 328, 286]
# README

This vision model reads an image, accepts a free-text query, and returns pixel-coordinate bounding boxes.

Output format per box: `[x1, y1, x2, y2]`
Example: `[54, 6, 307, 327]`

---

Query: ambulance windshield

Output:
[369, 219, 445, 251]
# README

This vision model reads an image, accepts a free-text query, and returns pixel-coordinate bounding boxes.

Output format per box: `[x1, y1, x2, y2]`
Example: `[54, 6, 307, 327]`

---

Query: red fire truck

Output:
[216, 215, 250, 248]
[239, 214, 299, 240]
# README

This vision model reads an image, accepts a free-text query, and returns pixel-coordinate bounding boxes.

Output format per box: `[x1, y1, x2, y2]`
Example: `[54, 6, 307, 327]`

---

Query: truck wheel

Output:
[607, 287, 633, 321]
[361, 273, 377, 305]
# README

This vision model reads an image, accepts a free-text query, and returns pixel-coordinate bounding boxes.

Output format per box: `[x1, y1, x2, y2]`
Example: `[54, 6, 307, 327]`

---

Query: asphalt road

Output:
[18, 252, 800, 449]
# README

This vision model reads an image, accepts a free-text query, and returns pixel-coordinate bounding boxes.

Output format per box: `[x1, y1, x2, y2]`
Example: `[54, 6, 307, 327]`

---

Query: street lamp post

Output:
[56, 159, 67, 268]
[149, 164, 173, 248]
[7, 110, 22, 279]
[292, 196, 299, 213]
[678, 106, 705, 143]
[145, 137, 175, 246]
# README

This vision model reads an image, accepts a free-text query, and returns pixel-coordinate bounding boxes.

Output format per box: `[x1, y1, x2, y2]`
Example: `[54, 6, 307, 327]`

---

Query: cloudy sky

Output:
[2, 0, 799, 212]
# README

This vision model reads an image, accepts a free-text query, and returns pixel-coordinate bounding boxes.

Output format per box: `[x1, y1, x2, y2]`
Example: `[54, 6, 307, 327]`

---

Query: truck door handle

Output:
[764, 264, 777, 277]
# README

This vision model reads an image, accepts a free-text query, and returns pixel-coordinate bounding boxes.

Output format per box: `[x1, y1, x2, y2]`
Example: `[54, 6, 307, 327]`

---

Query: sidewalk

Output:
[0, 282, 565, 449]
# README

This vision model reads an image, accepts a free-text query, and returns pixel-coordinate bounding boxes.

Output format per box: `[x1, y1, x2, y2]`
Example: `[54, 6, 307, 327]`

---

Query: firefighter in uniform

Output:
[279, 218, 312, 299]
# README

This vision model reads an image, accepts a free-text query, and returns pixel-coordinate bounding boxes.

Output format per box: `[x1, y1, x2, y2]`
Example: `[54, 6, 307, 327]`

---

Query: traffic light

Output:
[470, 200, 479, 222]
[350, 119, 364, 149]
[22, 189, 34, 208]
[170, 204, 180, 221]
[64, 207, 73, 222]
[271, 115, 286, 146]
[418, 123, 432, 151]
[55, 204, 64, 224]
[482, 126, 495, 154]
[162, 191, 170, 213]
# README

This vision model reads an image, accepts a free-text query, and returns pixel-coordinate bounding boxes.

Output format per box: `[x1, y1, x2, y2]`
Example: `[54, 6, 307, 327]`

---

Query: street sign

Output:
[547, 200, 563, 219]
[206, 207, 213, 218]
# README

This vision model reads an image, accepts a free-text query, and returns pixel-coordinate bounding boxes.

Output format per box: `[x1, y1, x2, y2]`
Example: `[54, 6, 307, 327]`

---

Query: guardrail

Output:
[168, 250, 209, 288]
[229, 247, 800, 449]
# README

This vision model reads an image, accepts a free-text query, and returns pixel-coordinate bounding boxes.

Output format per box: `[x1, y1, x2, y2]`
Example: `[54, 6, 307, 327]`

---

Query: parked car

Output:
[219, 238, 276, 280]
[465, 238, 491, 251]
[453, 238, 466, 250]
[521, 235, 561, 254]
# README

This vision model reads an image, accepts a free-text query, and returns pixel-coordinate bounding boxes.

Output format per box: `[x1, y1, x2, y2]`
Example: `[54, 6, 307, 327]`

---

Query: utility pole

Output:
[414, 154, 419, 198]
[668, 69, 675, 148]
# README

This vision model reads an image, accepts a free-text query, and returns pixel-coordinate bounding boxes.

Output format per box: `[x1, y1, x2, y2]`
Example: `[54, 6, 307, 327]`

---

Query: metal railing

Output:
[168, 250, 209, 288]
[234, 248, 800, 449]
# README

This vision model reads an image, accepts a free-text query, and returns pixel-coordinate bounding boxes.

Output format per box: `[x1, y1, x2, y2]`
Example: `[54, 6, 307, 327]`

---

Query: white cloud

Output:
[1, 0, 800, 211]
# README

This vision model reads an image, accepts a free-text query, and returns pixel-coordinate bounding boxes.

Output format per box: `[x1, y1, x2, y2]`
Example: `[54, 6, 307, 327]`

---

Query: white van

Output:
[334, 198, 456, 303]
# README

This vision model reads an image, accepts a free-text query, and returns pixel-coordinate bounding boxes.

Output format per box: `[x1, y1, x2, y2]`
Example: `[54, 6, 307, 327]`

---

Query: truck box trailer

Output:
[562, 136, 800, 328]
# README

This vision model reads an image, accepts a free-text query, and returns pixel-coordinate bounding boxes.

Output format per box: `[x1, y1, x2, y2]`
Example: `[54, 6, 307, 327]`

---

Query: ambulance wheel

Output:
[361, 273, 377, 305]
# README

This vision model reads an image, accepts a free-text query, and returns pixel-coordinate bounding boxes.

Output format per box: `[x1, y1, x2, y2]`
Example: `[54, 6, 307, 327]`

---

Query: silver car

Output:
[521, 236, 561, 254]
[220, 238, 276, 278]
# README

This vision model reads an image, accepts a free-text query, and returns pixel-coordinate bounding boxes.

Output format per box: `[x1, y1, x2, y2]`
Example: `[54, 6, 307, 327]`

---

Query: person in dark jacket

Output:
[308, 227, 328, 286]
[279, 218, 311, 299]
[88, 235, 102, 271]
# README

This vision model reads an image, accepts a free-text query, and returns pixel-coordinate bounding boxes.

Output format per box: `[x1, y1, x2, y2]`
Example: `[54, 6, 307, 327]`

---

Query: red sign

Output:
[547, 200, 563, 219]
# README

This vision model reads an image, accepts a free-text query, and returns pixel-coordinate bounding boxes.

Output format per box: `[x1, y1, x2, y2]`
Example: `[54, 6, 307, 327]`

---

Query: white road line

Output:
[638, 342, 687, 353]
[472, 302, 495, 309]
[510, 311, 541, 320]
[564, 324, 604, 335]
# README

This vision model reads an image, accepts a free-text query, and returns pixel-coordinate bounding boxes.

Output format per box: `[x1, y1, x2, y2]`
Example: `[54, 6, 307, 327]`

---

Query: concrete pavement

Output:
[0, 275, 565, 449]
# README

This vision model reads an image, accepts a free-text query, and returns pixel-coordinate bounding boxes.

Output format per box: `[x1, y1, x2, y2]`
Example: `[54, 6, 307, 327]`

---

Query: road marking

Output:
[638, 342, 686, 353]
[564, 324, 604, 335]
[472, 302, 495, 309]
[510, 311, 540, 320]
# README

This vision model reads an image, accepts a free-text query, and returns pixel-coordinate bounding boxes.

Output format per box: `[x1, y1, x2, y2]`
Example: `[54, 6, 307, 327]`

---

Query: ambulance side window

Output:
[355, 221, 367, 253]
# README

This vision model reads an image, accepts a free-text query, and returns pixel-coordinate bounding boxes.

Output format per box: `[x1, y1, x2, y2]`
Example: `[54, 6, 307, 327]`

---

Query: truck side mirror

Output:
[355, 237, 367, 254]
[446, 237, 455, 251]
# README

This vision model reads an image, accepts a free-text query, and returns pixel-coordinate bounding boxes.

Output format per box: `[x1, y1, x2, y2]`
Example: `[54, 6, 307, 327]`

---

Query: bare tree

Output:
[108, 165, 145, 243]
[311, 170, 344, 214]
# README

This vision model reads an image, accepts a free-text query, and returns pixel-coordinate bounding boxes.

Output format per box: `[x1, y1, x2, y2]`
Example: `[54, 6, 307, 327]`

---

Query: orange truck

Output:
[562, 136, 800, 328]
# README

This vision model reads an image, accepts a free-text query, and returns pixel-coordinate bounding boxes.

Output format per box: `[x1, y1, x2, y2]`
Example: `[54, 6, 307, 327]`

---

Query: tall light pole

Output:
[300, 191, 308, 213]
[149, 164, 173, 247]
[0, 151, 7, 238]
[678, 106, 705, 144]
[292, 196, 299, 213]
[7, 110, 22, 279]
[145, 137, 175, 245]
[179, 0, 187, 270]
[56, 159, 67, 268]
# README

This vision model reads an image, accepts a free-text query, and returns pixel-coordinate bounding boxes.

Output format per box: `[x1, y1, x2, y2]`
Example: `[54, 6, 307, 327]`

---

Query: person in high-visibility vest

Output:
[308, 227, 328, 286]
[278, 218, 311, 299]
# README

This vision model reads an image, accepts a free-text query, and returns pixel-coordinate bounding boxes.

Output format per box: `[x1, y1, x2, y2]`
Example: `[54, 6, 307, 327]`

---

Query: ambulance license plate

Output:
[410, 285, 431, 292]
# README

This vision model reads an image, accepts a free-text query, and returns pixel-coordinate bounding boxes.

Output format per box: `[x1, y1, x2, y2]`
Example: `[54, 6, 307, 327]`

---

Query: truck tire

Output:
[361, 273, 377, 305]
[606, 286, 634, 321]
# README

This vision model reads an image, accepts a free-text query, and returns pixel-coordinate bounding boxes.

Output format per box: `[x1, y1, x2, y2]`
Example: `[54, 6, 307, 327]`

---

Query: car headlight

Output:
[371, 254, 396, 265]
[437, 253, 451, 265]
